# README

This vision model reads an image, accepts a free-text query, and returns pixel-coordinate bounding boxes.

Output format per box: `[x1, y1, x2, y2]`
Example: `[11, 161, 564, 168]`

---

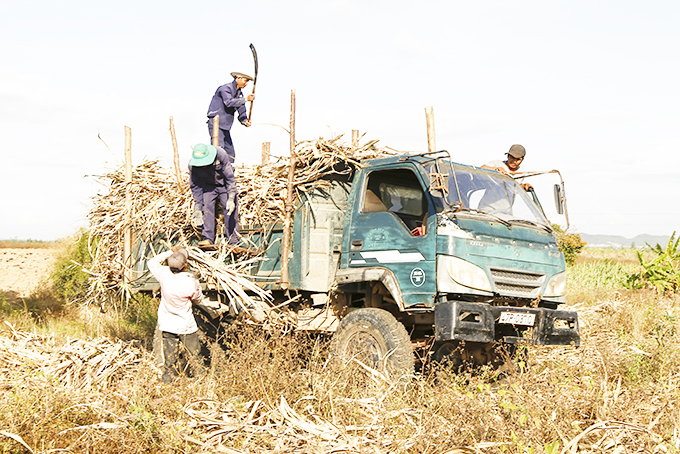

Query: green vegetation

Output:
[552, 224, 587, 265]
[51, 230, 94, 303]
[626, 232, 680, 294]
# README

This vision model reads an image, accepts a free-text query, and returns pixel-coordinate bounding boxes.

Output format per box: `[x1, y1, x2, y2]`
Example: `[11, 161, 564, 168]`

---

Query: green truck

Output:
[135, 151, 579, 377]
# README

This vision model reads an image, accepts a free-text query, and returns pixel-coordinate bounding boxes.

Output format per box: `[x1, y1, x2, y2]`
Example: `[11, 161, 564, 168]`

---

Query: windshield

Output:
[428, 161, 550, 227]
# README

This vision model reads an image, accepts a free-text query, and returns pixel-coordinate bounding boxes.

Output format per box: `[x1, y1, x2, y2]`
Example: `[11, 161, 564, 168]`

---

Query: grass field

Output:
[1, 247, 678, 453]
[0, 239, 57, 249]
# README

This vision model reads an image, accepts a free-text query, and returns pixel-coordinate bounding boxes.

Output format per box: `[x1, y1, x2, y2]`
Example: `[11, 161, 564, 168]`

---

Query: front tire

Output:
[330, 308, 414, 380]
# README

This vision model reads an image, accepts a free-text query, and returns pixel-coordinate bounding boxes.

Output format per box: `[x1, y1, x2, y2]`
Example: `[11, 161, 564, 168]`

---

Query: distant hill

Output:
[580, 233, 672, 249]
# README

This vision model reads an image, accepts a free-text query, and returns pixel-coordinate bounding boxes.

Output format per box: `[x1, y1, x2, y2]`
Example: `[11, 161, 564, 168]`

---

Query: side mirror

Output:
[554, 184, 564, 215]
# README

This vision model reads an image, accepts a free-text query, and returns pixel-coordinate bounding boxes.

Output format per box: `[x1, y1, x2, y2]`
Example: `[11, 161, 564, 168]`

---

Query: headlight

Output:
[544, 271, 567, 297]
[444, 256, 493, 292]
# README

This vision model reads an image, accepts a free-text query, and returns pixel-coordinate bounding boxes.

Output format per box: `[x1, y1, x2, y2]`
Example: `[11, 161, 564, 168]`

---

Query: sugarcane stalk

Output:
[280, 90, 296, 289]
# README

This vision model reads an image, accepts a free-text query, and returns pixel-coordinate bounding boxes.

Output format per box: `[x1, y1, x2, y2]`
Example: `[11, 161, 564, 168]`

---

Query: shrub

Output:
[51, 231, 94, 303]
[104, 292, 159, 345]
[625, 232, 680, 294]
[552, 224, 586, 265]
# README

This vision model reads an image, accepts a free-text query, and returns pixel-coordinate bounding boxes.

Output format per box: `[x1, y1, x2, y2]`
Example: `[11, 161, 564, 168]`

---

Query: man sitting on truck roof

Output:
[482, 144, 533, 191]
[189, 143, 239, 247]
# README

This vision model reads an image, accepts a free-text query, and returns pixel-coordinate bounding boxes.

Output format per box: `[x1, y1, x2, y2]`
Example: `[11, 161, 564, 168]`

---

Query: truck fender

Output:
[334, 267, 405, 311]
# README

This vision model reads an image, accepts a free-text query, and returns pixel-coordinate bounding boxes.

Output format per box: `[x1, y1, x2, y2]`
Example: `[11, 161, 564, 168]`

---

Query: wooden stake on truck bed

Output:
[425, 106, 436, 153]
[123, 126, 132, 285]
[280, 89, 296, 289]
[169, 116, 182, 185]
[212, 116, 219, 147]
[262, 142, 270, 165]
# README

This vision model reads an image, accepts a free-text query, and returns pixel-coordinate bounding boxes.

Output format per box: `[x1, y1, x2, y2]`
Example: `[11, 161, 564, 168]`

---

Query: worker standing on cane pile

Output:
[189, 143, 239, 247]
[207, 72, 255, 160]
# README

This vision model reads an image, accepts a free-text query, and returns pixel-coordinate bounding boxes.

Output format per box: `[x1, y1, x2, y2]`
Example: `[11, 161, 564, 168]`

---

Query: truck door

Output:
[344, 166, 437, 309]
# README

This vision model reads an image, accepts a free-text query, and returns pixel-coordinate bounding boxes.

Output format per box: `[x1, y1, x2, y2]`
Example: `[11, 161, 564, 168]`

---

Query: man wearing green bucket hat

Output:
[189, 143, 239, 246]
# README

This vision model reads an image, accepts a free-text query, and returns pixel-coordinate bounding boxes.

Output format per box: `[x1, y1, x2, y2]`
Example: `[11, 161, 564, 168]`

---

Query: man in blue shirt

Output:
[189, 143, 239, 246]
[207, 72, 255, 160]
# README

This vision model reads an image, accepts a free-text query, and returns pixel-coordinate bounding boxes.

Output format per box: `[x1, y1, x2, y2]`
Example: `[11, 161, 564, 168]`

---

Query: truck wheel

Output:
[330, 308, 414, 379]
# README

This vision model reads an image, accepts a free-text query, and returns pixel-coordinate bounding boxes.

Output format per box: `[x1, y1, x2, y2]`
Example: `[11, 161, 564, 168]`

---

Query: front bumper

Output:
[434, 301, 580, 346]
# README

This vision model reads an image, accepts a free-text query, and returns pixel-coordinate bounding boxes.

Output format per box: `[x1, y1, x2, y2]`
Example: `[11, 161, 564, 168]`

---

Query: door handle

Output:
[350, 239, 363, 250]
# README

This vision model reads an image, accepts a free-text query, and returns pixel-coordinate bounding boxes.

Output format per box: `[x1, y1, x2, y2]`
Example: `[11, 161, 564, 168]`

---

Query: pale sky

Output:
[1, 0, 678, 240]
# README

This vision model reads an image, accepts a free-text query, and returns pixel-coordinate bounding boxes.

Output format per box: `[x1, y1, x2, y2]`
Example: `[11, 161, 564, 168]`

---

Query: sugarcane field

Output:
[3, 25, 680, 452]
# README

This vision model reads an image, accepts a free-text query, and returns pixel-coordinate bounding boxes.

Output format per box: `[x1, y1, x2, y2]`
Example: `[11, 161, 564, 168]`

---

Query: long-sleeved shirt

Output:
[189, 146, 237, 209]
[147, 251, 203, 335]
[207, 79, 247, 130]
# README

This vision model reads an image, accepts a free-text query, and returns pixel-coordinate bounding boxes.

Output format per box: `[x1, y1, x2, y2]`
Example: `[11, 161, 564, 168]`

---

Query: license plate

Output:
[499, 311, 536, 326]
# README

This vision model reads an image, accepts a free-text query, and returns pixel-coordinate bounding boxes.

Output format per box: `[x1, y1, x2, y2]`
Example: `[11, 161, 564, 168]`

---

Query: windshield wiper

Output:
[443, 207, 512, 228]
[509, 219, 552, 233]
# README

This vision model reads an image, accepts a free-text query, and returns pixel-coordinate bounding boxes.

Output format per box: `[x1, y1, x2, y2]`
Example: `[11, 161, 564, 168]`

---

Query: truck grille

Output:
[489, 267, 545, 297]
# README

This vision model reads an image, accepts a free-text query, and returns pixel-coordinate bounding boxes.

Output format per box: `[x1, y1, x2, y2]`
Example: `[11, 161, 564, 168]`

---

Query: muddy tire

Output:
[330, 308, 414, 380]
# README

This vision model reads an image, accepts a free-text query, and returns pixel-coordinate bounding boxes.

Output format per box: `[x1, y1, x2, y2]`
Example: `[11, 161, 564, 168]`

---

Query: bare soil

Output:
[0, 248, 58, 301]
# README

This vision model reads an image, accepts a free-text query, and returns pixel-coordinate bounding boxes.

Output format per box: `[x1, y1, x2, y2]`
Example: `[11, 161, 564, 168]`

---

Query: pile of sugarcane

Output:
[0, 322, 144, 391]
[236, 135, 394, 226]
[84, 135, 395, 316]
[86, 158, 195, 300]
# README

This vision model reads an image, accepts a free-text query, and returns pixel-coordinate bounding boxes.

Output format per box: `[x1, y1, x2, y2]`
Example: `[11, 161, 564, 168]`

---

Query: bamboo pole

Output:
[280, 90, 296, 289]
[169, 116, 182, 185]
[425, 106, 435, 153]
[351, 130, 359, 148]
[212, 116, 219, 146]
[262, 142, 270, 165]
[123, 126, 133, 283]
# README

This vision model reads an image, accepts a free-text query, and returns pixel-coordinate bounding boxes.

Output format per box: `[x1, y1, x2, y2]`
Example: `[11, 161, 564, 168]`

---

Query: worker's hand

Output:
[246, 94, 255, 102]
[521, 183, 534, 191]
[191, 209, 204, 227]
[226, 196, 236, 216]
[242, 120, 252, 127]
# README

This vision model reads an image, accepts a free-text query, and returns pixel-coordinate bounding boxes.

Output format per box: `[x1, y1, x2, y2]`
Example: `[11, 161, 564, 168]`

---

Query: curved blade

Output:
[248, 44, 259, 122]
[250, 43, 258, 81]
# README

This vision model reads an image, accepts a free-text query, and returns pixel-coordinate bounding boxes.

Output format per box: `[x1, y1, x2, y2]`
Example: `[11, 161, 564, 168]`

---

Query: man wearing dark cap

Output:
[147, 246, 203, 384]
[207, 72, 255, 160]
[189, 143, 239, 246]
[482, 144, 532, 190]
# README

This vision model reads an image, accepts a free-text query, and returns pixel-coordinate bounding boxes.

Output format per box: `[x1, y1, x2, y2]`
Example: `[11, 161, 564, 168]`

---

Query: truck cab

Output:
[236, 152, 579, 375]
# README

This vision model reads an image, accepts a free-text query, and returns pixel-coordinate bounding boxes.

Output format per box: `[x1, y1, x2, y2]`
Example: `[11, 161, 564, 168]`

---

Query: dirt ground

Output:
[0, 248, 58, 301]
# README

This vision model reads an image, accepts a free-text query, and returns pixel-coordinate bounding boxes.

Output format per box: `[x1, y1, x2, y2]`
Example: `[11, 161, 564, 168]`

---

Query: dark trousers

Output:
[201, 187, 240, 245]
[161, 331, 201, 384]
[207, 122, 236, 160]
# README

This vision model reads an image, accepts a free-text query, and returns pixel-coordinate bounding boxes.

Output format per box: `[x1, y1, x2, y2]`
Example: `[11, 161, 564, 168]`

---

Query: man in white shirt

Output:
[147, 246, 203, 384]
[482, 144, 532, 191]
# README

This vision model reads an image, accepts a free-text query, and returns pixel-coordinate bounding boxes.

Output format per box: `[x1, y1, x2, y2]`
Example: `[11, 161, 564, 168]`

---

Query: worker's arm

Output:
[219, 83, 246, 109]
[215, 148, 238, 199]
[190, 281, 203, 305]
[481, 163, 508, 175]
[220, 84, 249, 126]
[188, 165, 204, 210]
[147, 250, 173, 280]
